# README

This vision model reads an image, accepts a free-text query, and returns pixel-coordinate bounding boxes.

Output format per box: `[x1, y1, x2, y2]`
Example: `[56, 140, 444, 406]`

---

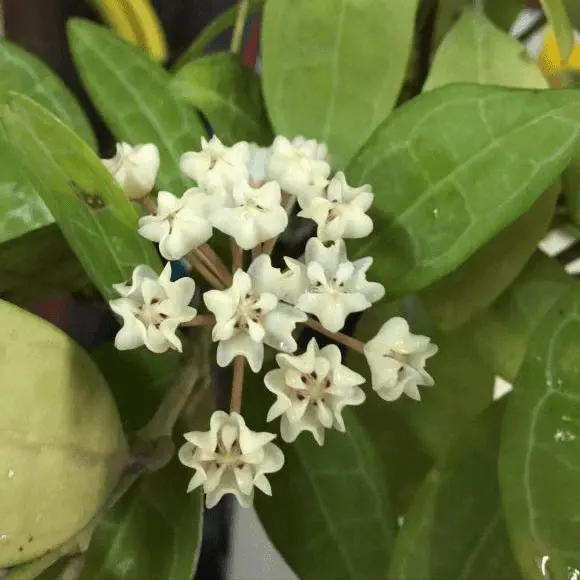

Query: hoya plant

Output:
[1, 0, 580, 578]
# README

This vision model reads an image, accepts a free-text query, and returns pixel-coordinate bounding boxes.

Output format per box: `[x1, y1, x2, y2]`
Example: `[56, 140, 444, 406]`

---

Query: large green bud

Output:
[0, 300, 127, 567]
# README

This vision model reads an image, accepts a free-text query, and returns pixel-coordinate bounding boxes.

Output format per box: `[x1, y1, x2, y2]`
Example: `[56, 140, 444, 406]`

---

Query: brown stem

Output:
[305, 318, 365, 353]
[251, 245, 262, 260]
[230, 356, 245, 413]
[138, 196, 157, 214]
[194, 247, 230, 286]
[199, 243, 232, 284]
[185, 251, 226, 289]
[181, 314, 216, 327]
[232, 240, 244, 271]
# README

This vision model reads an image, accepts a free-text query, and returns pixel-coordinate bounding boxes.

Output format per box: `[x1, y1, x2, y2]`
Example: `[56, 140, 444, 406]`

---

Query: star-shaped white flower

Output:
[246, 254, 309, 305]
[264, 338, 365, 445]
[285, 238, 385, 332]
[364, 317, 438, 401]
[109, 263, 197, 354]
[102, 142, 160, 200]
[267, 136, 330, 206]
[211, 180, 288, 250]
[298, 172, 374, 241]
[138, 190, 213, 260]
[203, 267, 307, 372]
[178, 411, 284, 508]
[180, 136, 249, 201]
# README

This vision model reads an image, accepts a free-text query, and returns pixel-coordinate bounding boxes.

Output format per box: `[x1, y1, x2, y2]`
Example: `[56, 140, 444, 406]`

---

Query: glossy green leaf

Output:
[172, 52, 272, 146]
[499, 287, 580, 579]
[0, 38, 95, 147]
[0, 224, 87, 306]
[389, 402, 521, 580]
[346, 85, 580, 294]
[421, 186, 558, 330]
[1, 93, 161, 300]
[0, 142, 53, 244]
[425, 8, 547, 92]
[244, 355, 397, 580]
[539, 0, 574, 61]
[172, 0, 266, 69]
[68, 19, 206, 194]
[262, 0, 419, 168]
[80, 459, 204, 580]
[355, 299, 495, 459]
[468, 252, 573, 382]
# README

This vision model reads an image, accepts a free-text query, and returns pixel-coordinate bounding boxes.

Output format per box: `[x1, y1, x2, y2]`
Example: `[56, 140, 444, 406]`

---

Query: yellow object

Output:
[539, 27, 580, 86]
[88, 0, 168, 63]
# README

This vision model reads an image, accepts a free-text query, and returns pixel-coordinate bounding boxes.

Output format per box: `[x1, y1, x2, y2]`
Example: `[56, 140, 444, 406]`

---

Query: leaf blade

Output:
[425, 8, 547, 91]
[540, 0, 574, 61]
[1, 93, 161, 299]
[499, 286, 580, 579]
[468, 252, 573, 382]
[346, 85, 580, 294]
[80, 460, 204, 580]
[68, 19, 206, 194]
[172, 52, 272, 146]
[0, 38, 95, 147]
[389, 402, 521, 580]
[262, 0, 419, 168]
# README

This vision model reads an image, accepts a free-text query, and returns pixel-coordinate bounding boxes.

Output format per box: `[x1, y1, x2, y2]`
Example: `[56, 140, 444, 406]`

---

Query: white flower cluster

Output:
[103, 136, 438, 509]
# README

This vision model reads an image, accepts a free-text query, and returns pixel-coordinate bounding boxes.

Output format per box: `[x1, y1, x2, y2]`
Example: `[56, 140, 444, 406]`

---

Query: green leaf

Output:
[421, 186, 558, 330]
[261, 0, 419, 168]
[172, 52, 273, 146]
[80, 459, 204, 580]
[539, 0, 574, 62]
[563, 154, 580, 227]
[0, 38, 96, 147]
[389, 402, 522, 580]
[499, 287, 580, 579]
[564, 0, 580, 29]
[0, 224, 87, 306]
[468, 252, 573, 382]
[91, 346, 182, 432]
[172, 0, 266, 69]
[346, 85, 580, 294]
[68, 19, 206, 194]
[485, 0, 525, 30]
[344, 299, 433, 514]
[1, 93, 161, 300]
[425, 8, 547, 92]
[355, 299, 495, 459]
[244, 356, 397, 580]
[0, 142, 53, 244]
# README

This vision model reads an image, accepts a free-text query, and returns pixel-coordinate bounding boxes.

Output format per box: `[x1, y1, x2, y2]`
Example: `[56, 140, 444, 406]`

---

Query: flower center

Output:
[234, 293, 264, 331]
[295, 371, 332, 404]
[326, 202, 345, 223]
[139, 298, 167, 328]
[215, 440, 244, 468]
[313, 276, 346, 294]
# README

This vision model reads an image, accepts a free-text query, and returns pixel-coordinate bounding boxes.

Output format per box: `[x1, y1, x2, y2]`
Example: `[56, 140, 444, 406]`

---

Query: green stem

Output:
[231, 0, 251, 54]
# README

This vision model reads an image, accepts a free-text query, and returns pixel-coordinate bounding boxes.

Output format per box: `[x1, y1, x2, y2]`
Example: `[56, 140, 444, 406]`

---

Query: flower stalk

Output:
[230, 355, 245, 413]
